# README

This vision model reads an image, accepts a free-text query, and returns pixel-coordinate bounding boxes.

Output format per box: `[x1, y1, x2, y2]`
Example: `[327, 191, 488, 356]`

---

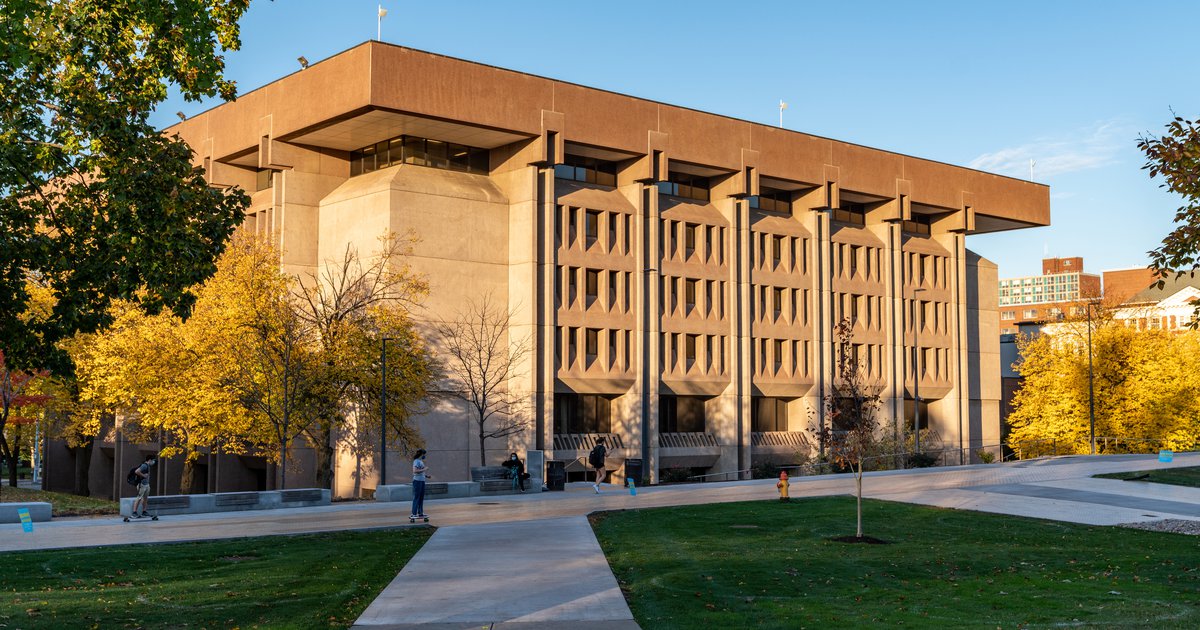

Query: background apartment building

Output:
[47, 42, 1049, 498]
[999, 257, 1101, 334]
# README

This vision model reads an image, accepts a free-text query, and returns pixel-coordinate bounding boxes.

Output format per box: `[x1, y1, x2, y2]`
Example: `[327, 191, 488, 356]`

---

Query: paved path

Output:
[3, 452, 1197, 629]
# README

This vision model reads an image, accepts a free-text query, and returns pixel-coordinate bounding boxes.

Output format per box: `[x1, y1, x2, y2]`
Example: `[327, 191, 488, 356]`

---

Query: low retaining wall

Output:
[119, 489, 330, 517]
[376, 478, 543, 502]
[1, 502, 52, 523]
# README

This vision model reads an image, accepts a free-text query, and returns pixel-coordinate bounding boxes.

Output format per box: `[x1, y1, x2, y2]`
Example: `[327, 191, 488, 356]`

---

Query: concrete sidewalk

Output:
[353, 516, 638, 630]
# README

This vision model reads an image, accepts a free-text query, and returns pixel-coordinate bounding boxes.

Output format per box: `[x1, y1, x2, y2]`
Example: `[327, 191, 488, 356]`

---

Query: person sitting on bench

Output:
[501, 452, 529, 492]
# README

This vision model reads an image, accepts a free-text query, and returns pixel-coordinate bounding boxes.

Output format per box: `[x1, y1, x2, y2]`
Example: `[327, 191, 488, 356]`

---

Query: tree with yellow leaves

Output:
[1008, 316, 1200, 456]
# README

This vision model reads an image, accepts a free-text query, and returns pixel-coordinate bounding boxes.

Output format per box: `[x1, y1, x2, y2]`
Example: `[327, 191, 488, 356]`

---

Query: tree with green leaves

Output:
[1140, 114, 1200, 303]
[0, 0, 251, 373]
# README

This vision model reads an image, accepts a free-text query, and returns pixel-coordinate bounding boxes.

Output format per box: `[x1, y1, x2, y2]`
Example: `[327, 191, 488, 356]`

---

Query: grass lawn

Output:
[1096, 465, 1200, 488]
[592, 497, 1198, 629]
[0, 485, 118, 516]
[0, 528, 432, 628]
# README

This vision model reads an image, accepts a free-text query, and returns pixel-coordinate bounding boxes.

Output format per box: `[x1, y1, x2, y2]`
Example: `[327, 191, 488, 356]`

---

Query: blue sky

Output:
[152, 0, 1200, 280]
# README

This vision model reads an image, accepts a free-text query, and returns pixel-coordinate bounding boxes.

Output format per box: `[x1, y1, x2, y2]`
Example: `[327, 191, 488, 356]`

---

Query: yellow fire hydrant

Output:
[776, 470, 790, 501]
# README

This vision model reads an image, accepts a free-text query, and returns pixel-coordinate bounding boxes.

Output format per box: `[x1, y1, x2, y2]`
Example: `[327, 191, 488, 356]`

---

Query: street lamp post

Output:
[380, 336, 396, 485]
[1086, 302, 1096, 455]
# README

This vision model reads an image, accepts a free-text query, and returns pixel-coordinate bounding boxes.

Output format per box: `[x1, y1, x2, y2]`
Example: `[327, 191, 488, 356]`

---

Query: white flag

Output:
[378, 5, 387, 18]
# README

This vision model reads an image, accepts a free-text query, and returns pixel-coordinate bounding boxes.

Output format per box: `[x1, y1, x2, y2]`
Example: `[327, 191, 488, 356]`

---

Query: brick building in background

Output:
[998, 257, 1101, 334]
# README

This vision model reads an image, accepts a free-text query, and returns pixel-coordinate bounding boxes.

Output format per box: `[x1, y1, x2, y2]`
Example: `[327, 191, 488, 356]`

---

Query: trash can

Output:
[623, 458, 643, 488]
[546, 460, 566, 491]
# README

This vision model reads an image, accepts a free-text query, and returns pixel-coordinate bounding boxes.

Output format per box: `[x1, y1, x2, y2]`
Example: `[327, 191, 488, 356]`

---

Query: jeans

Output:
[411, 479, 426, 516]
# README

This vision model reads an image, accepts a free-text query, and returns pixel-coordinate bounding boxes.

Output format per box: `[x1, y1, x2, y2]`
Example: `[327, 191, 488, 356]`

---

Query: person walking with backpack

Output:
[588, 438, 607, 494]
[129, 454, 156, 518]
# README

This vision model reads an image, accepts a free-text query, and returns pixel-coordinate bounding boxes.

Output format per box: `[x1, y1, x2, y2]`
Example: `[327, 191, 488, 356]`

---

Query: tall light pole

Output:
[912, 288, 927, 455]
[1086, 301, 1096, 455]
[380, 336, 396, 485]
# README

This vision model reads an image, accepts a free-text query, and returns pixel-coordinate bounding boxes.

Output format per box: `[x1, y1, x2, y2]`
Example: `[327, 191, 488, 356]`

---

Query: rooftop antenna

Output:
[778, 100, 788, 128]
[377, 4, 388, 41]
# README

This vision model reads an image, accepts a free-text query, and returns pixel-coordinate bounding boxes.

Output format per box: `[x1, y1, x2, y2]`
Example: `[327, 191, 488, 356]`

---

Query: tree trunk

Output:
[180, 456, 195, 494]
[314, 425, 334, 489]
[479, 424, 487, 466]
[72, 437, 94, 496]
[0, 432, 15, 487]
[855, 460, 864, 538]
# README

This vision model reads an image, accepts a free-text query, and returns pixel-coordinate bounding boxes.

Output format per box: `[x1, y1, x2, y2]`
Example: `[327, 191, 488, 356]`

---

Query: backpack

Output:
[588, 444, 605, 468]
[127, 466, 140, 486]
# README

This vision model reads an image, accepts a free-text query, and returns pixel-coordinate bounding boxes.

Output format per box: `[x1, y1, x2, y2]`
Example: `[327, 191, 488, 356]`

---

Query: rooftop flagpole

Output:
[779, 100, 788, 128]
[378, 4, 388, 41]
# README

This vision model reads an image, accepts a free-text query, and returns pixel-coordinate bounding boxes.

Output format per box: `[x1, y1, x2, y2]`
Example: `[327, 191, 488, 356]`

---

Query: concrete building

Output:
[47, 42, 1050, 498]
[999, 257, 1100, 334]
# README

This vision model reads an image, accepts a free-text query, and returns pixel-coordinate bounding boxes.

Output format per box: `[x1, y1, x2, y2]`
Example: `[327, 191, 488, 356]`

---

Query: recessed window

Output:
[659, 395, 707, 433]
[585, 210, 600, 243]
[749, 187, 792, 213]
[585, 269, 599, 303]
[554, 154, 618, 187]
[585, 328, 599, 360]
[685, 279, 697, 312]
[832, 204, 866, 225]
[657, 171, 710, 202]
[350, 134, 488, 176]
[751, 397, 789, 432]
[554, 393, 612, 434]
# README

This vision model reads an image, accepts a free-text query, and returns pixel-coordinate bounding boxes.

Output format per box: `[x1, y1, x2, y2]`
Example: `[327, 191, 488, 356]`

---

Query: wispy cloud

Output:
[969, 120, 1128, 179]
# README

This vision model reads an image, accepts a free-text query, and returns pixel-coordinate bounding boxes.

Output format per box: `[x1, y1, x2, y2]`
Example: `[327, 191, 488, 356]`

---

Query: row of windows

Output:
[556, 326, 633, 372]
[554, 155, 618, 187]
[557, 266, 633, 313]
[553, 392, 723, 436]
[836, 343, 887, 379]
[832, 292, 886, 332]
[753, 232, 809, 275]
[907, 298, 949, 335]
[999, 273, 1081, 288]
[554, 392, 795, 436]
[349, 135, 489, 176]
[755, 338, 811, 378]
[748, 188, 792, 214]
[662, 332, 727, 374]
[832, 205, 866, 225]
[907, 346, 950, 381]
[665, 276, 727, 319]
[1000, 305, 1086, 320]
[663, 220, 726, 264]
[556, 206, 633, 256]
[833, 242, 882, 281]
[657, 171, 710, 202]
[752, 285, 811, 326]
[905, 251, 949, 288]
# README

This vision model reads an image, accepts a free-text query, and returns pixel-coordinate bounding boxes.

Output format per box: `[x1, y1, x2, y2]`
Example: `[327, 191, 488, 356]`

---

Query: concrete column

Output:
[639, 185, 662, 482]
[733, 198, 752, 478]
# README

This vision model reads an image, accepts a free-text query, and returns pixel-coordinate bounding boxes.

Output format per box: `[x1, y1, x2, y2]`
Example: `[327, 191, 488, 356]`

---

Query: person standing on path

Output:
[130, 454, 156, 518]
[589, 438, 607, 494]
[411, 449, 429, 518]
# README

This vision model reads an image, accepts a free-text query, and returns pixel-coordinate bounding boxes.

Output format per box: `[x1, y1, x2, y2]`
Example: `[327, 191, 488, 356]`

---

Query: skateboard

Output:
[123, 514, 159, 522]
[408, 514, 429, 523]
